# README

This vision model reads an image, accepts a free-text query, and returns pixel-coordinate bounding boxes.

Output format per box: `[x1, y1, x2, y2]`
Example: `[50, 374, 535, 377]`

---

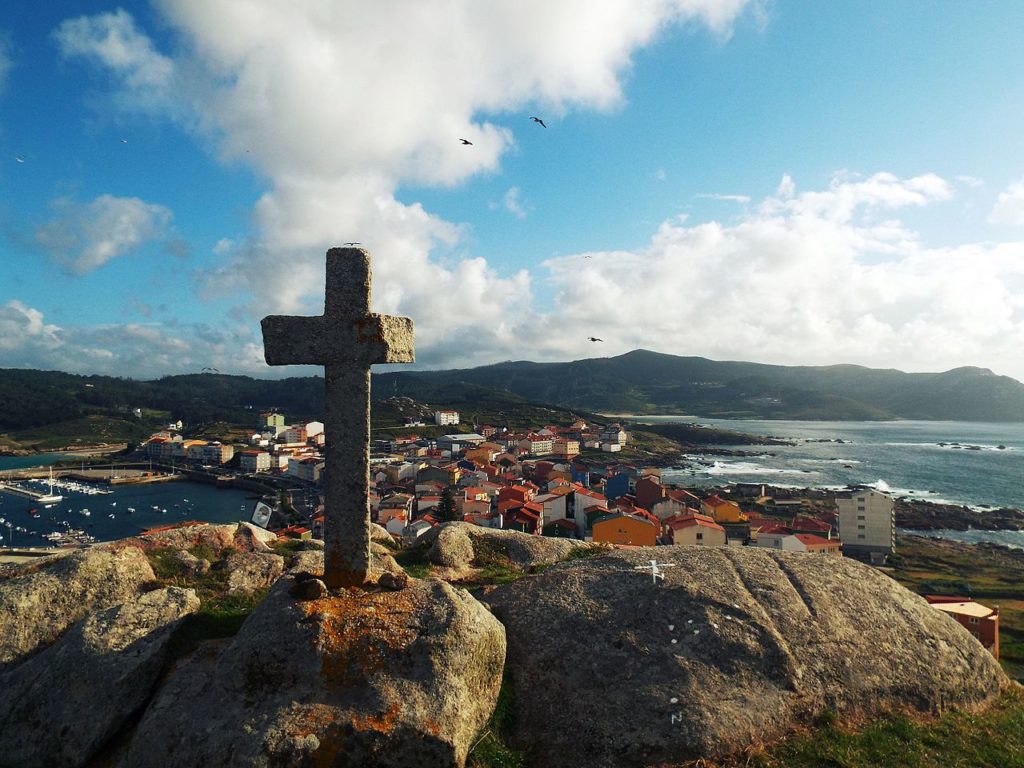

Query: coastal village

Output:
[138, 407, 1002, 660]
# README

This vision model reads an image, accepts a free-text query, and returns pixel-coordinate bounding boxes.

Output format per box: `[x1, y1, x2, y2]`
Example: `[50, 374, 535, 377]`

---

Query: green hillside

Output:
[374, 350, 1024, 421]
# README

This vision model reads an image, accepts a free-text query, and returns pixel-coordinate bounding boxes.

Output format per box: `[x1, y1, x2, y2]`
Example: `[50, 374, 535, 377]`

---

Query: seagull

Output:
[343, 242, 361, 246]
[529, 116, 546, 128]
[14, 156, 25, 164]
[583, 255, 593, 258]
[459, 138, 473, 145]
[201, 366, 220, 373]
[588, 337, 603, 342]
[120, 138, 129, 144]
[633, 560, 677, 585]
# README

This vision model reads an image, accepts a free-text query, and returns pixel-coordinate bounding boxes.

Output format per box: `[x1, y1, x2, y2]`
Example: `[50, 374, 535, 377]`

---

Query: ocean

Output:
[0, 475, 256, 548]
[651, 418, 1024, 511]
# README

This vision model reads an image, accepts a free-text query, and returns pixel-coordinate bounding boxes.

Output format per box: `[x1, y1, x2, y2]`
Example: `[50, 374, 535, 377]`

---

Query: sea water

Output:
[0, 478, 256, 547]
[653, 418, 1024, 510]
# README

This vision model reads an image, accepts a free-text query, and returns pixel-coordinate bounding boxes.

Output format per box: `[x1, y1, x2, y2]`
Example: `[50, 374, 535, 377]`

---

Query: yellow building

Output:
[592, 512, 659, 547]
[701, 495, 747, 523]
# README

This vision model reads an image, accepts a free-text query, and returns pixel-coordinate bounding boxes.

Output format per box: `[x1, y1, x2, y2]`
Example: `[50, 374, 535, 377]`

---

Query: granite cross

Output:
[261, 247, 414, 588]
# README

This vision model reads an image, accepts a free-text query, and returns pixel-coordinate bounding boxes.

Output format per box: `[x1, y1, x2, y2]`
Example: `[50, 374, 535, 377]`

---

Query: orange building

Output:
[926, 596, 1000, 659]
[591, 512, 659, 547]
[701, 494, 747, 523]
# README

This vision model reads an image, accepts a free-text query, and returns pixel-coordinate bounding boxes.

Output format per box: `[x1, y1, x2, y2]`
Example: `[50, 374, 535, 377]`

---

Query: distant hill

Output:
[373, 350, 1024, 421]
[2, 350, 1023, 438]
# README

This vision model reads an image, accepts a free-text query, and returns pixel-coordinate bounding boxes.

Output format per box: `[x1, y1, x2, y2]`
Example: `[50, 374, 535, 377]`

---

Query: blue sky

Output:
[2, 1, 1024, 380]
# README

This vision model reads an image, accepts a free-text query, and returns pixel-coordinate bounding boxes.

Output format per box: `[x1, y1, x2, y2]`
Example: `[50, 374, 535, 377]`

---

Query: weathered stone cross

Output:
[261, 247, 414, 588]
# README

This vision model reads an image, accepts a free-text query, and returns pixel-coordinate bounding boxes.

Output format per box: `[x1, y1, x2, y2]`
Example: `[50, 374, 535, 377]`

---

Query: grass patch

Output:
[394, 543, 433, 579]
[144, 544, 272, 663]
[468, 669, 525, 768]
[563, 545, 606, 561]
[738, 686, 1024, 768]
[166, 588, 269, 663]
[472, 539, 529, 586]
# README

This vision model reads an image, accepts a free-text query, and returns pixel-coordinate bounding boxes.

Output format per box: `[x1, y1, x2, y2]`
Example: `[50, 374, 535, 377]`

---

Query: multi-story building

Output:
[188, 442, 235, 465]
[836, 488, 895, 563]
[434, 410, 460, 426]
[260, 412, 286, 429]
[239, 450, 272, 473]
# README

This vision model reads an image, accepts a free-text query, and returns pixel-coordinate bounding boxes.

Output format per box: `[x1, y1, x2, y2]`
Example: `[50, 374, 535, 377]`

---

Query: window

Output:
[857, 515, 865, 520]
[857, 534, 865, 539]
[858, 525, 865, 530]
[696, 532, 703, 541]
[857, 497, 865, 502]
[857, 506, 865, 511]
[969, 617, 979, 625]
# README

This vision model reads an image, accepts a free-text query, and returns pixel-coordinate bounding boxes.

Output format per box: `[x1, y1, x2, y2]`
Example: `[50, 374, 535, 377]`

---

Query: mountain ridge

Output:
[2, 349, 1024, 431]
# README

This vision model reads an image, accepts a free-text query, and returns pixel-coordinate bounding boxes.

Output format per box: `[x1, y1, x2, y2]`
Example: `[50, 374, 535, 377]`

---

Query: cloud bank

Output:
[2, 2, 1018, 382]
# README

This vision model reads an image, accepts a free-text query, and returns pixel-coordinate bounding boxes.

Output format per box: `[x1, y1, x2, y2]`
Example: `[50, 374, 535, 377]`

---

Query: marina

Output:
[0, 477, 255, 549]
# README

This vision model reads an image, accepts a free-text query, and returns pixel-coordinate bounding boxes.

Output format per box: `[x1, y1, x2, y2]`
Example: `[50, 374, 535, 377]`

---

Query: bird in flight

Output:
[530, 116, 546, 128]
[344, 242, 361, 246]
[201, 366, 221, 373]
[120, 138, 129, 144]
[459, 138, 473, 145]
[588, 337, 603, 342]
[14, 156, 25, 164]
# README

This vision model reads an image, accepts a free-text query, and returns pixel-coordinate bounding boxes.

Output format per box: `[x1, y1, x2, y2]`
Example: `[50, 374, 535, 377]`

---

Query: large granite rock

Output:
[123, 521, 279, 554]
[0, 546, 155, 671]
[0, 586, 199, 768]
[119, 576, 506, 768]
[487, 546, 1008, 767]
[224, 551, 285, 594]
[424, 522, 584, 569]
[287, 543, 403, 579]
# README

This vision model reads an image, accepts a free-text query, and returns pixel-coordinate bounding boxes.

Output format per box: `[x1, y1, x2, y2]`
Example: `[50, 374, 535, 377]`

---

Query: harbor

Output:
[0, 475, 256, 549]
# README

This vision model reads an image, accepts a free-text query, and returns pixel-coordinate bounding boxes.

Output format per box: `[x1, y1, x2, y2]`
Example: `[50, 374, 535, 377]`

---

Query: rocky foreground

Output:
[0, 521, 1012, 768]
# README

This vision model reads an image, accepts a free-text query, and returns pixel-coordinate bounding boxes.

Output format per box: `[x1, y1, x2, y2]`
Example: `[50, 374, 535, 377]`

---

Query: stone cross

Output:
[261, 247, 414, 588]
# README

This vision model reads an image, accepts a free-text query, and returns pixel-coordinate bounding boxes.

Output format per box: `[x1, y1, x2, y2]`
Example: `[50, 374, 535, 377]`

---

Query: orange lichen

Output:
[300, 587, 422, 690]
[350, 703, 402, 734]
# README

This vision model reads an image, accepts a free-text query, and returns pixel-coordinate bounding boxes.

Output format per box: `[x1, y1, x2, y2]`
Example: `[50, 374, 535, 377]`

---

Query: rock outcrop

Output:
[118, 521, 278, 554]
[424, 522, 587, 570]
[224, 551, 285, 594]
[0, 546, 155, 671]
[0, 587, 199, 768]
[487, 546, 1008, 768]
[120, 576, 506, 768]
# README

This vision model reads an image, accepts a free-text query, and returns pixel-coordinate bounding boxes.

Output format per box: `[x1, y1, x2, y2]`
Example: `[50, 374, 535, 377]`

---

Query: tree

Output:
[437, 487, 459, 522]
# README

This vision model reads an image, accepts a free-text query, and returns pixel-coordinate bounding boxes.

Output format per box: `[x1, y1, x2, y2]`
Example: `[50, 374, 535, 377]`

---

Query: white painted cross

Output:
[261, 247, 414, 588]
[633, 559, 677, 585]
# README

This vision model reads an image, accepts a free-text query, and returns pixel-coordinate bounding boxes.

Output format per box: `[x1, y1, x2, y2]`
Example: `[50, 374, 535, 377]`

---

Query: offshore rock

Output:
[0, 546, 154, 671]
[487, 546, 1008, 768]
[0, 586, 199, 768]
[424, 522, 584, 570]
[119, 576, 506, 768]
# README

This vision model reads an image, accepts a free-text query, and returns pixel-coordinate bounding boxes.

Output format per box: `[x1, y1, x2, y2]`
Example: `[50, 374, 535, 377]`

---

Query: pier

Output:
[0, 483, 62, 503]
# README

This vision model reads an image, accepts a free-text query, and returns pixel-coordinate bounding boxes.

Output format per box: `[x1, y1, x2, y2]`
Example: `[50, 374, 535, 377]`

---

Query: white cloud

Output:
[35, 194, 175, 274]
[696, 192, 751, 203]
[503, 187, 528, 219]
[776, 173, 795, 199]
[50, 5, 1024, 381]
[0, 300, 267, 377]
[54, 10, 177, 116]
[539, 172, 1024, 379]
[955, 175, 984, 189]
[990, 178, 1024, 226]
[50, 1, 753, 369]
